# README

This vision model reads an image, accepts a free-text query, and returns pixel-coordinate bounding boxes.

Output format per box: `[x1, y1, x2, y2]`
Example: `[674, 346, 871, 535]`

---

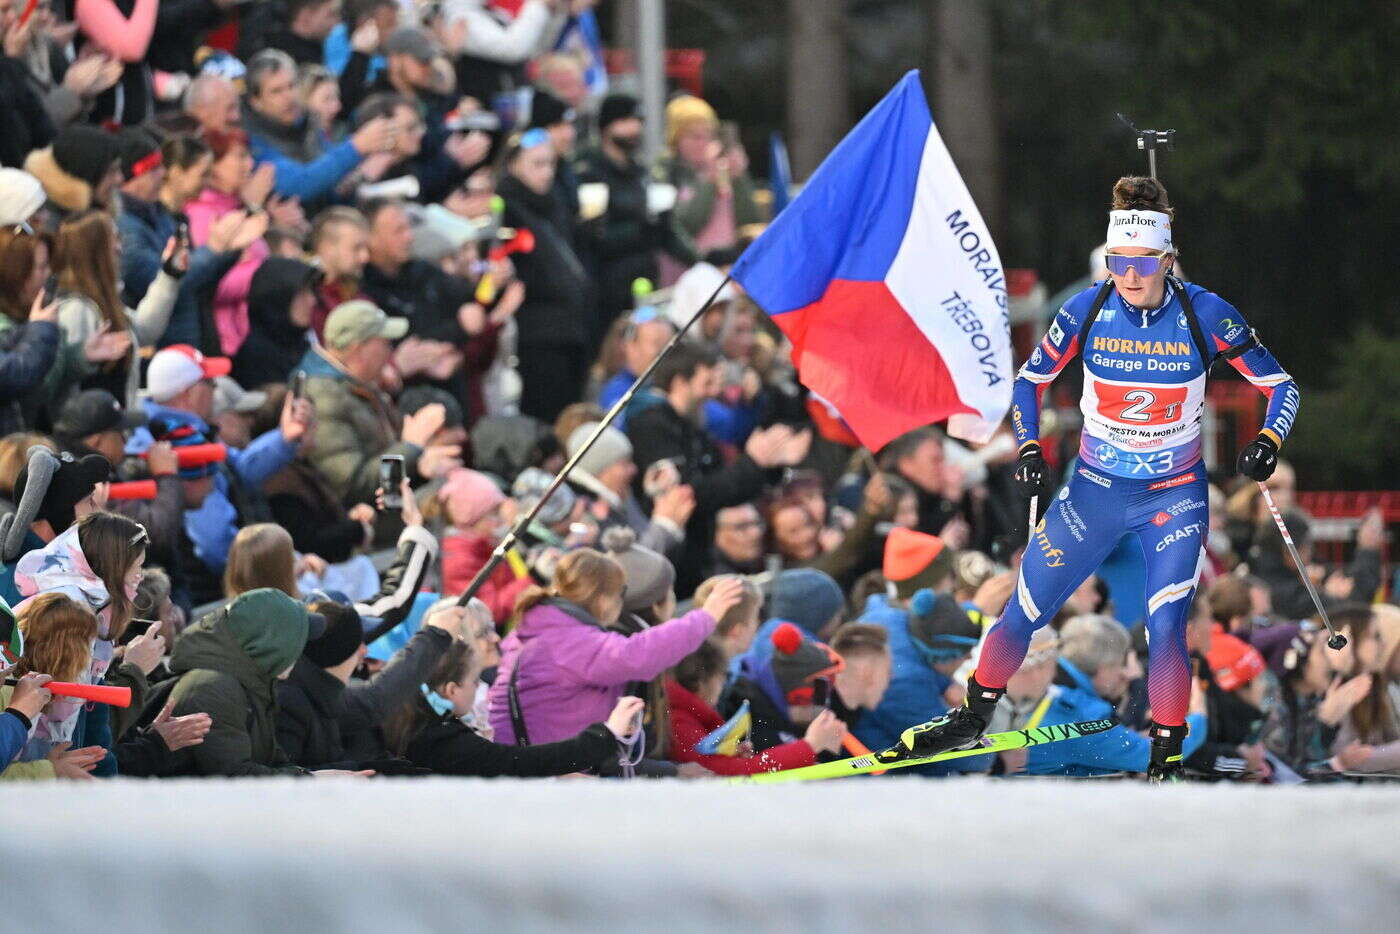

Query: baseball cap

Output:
[324, 300, 409, 350]
[383, 27, 439, 63]
[0, 169, 47, 227]
[146, 345, 232, 402]
[53, 389, 148, 439]
[211, 376, 268, 418]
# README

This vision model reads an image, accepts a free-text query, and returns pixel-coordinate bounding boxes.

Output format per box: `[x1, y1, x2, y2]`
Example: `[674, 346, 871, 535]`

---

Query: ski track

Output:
[5, 777, 1396, 932]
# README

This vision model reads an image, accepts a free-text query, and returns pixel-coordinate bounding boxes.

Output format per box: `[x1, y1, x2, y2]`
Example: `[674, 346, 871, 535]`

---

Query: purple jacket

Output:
[488, 600, 716, 745]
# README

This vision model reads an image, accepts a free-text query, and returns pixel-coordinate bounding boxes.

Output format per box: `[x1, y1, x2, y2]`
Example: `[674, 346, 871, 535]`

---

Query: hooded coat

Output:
[159, 589, 310, 776]
[488, 598, 716, 745]
[232, 257, 318, 391]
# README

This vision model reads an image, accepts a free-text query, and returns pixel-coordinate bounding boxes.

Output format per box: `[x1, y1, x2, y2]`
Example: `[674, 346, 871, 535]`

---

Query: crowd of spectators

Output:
[0, 0, 1395, 786]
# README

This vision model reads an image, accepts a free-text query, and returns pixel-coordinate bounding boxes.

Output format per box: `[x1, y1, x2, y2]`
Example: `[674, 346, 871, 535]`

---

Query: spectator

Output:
[233, 256, 321, 390]
[528, 88, 579, 216]
[118, 133, 251, 350]
[706, 503, 766, 578]
[297, 300, 461, 505]
[51, 209, 175, 409]
[720, 622, 847, 754]
[743, 568, 847, 674]
[1183, 593, 1271, 781]
[660, 95, 761, 261]
[498, 128, 592, 423]
[1330, 605, 1400, 775]
[626, 341, 811, 592]
[564, 422, 692, 559]
[829, 622, 894, 732]
[275, 595, 461, 769]
[223, 523, 304, 599]
[435, 468, 531, 619]
[384, 631, 639, 777]
[668, 638, 840, 776]
[51, 389, 146, 465]
[24, 122, 123, 217]
[325, 0, 398, 89]
[0, 226, 62, 435]
[184, 74, 242, 135]
[577, 93, 695, 330]
[692, 573, 764, 665]
[595, 307, 677, 424]
[0, 449, 112, 604]
[260, 0, 346, 66]
[307, 206, 369, 336]
[299, 65, 346, 145]
[489, 548, 744, 745]
[69, 0, 161, 126]
[876, 427, 963, 539]
[241, 49, 394, 208]
[0, 595, 106, 780]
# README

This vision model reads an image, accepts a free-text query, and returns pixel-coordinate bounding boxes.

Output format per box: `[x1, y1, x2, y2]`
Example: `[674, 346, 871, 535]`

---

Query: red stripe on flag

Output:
[774, 279, 976, 452]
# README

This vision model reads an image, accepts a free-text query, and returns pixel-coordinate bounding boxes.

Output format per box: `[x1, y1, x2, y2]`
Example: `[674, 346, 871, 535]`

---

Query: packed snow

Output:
[5, 777, 1395, 932]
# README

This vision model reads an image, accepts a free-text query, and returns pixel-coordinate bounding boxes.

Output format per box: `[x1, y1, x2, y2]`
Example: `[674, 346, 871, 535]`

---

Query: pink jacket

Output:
[186, 187, 269, 355]
[488, 599, 716, 745]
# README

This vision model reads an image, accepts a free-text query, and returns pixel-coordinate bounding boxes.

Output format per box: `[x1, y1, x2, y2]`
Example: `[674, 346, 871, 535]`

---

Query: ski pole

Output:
[1256, 482, 1347, 650]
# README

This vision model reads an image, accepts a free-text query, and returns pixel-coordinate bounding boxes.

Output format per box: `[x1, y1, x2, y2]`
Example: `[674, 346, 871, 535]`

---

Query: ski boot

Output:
[1146, 721, 1189, 784]
[894, 675, 1003, 760]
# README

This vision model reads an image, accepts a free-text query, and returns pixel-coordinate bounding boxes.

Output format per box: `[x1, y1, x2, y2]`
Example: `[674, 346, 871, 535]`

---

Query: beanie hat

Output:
[907, 590, 981, 663]
[0, 169, 47, 227]
[769, 622, 843, 706]
[566, 422, 633, 480]
[664, 94, 717, 150]
[148, 417, 221, 480]
[528, 88, 574, 129]
[883, 528, 954, 599]
[511, 466, 576, 527]
[601, 526, 675, 612]
[1207, 629, 1266, 692]
[438, 469, 504, 529]
[302, 603, 365, 668]
[12, 451, 112, 533]
[598, 93, 639, 133]
[769, 568, 843, 637]
[118, 127, 163, 181]
[52, 125, 120, 191]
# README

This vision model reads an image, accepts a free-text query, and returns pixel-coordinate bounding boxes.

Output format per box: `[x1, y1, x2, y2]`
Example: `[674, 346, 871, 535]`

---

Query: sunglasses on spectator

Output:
[1105, 251, 1171, 277]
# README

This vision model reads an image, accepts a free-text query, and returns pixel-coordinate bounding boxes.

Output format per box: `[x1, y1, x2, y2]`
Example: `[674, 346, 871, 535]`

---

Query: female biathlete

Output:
[902, 176, 1300, 781]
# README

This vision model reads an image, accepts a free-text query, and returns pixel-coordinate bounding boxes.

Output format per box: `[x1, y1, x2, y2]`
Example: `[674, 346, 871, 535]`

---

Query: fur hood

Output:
[23, 147, 93, 214]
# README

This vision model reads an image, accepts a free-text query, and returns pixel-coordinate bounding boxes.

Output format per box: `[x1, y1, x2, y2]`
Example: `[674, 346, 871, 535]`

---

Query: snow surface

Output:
[5, 777, 1397, 932]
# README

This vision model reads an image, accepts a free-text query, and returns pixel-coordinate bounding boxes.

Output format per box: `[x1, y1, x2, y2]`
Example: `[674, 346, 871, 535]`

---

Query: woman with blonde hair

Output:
[51, 209, 183, 409]
[660, 95, 761, 263]
[224, 523, 301, 600]
[1330, 604, 1400, 774]
[487, 547, 746, 747]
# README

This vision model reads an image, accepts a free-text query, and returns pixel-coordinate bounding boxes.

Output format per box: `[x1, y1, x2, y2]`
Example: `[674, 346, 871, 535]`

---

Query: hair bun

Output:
[1111, 175, 1172, 215]
[771, 621, 804, 656]
[600, 526, 636, 555]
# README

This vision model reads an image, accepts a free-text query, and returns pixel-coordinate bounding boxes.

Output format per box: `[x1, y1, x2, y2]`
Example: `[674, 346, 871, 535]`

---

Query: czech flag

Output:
[732, 71, 1012, 450]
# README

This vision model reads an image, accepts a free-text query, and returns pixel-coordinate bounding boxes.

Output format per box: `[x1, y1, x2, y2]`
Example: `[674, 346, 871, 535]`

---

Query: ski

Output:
[729, 718, 1115, 785]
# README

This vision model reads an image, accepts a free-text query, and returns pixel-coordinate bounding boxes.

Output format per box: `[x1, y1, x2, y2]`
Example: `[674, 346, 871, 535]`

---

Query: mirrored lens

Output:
[1106, 254, 1164, 277]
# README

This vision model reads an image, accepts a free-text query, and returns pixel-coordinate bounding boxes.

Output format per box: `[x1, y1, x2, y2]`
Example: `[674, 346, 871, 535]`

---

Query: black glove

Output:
[1012, 443, 1048, 497]
[1236, 434, 1279, 481]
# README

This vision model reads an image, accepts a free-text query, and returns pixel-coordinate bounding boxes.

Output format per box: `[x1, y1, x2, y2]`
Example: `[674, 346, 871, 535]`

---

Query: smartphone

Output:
[379, 455, 405, 511]
[175, 218, 191, 251]
[290, 370, 307, 401]
[811, 678, 831, 709]
[41, 273, 58, 306]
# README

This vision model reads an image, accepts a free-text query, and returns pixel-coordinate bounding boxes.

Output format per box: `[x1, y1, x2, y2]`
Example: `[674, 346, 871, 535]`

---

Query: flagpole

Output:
[457, 276, 735, 608]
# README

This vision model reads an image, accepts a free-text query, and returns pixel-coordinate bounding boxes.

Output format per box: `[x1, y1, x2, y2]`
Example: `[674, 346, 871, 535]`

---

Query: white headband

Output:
[1106, 209, 1174, 253]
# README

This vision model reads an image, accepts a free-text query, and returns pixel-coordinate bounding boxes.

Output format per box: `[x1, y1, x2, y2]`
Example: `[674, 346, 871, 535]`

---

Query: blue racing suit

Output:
[977, 277, 1298, 726]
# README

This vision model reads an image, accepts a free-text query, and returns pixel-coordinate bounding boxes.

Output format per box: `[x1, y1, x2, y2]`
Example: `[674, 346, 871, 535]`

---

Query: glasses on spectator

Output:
[1105, 251, 1170, 277]
[721, 518, 763, 533]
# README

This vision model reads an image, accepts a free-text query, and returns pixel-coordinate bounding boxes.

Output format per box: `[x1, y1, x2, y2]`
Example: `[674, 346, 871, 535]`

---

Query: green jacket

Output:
[659, 156, 764, 242]
[164, 600, 309, 777]
[296, 344, 423, 507]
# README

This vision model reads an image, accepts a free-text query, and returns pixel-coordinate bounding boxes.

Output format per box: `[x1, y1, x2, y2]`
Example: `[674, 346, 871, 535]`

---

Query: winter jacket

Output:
[1016, 658, 1206, 777]
[158, 604, 310, 776]
[338, 622, 451, 763]
[297, 343, 424, 507]
[497, 174, 593, 347]
[0, 705, 27, 771]
[0, 55, 56, 167]
[0, 315, 60, 435]
[661, 155, 763, 250]
[853, 594, 959, 756]
[54, 273, 181, 410]
[667, 679, 815, 775]
[489, 598, 716, 745]
[242, 102, 362, 207]
[263, 459, 370, 564]
[231, 257, 316, 391]
[575, 146, 695, 322]
[718, 658, 801, 754]
[185, 186, 271, 355]
[440, 530, 532, 623]
[145, 0, 230, 75]
[117, 192, 241, 349]
[406, 709, 616, 777]
[625, 397, 773, 593]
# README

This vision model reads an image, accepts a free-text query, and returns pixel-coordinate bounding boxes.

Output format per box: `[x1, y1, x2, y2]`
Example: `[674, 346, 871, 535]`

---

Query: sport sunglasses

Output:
[1106, 252, 1171, 277]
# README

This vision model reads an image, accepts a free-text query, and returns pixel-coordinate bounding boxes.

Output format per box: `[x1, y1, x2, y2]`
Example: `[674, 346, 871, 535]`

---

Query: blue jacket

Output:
[117, 195, 239, 348]
[1022, 657, 1206, 776]
[246, 132, 361, 204]
[131, 403, 298, 570]
[1, 710, 28, 769]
